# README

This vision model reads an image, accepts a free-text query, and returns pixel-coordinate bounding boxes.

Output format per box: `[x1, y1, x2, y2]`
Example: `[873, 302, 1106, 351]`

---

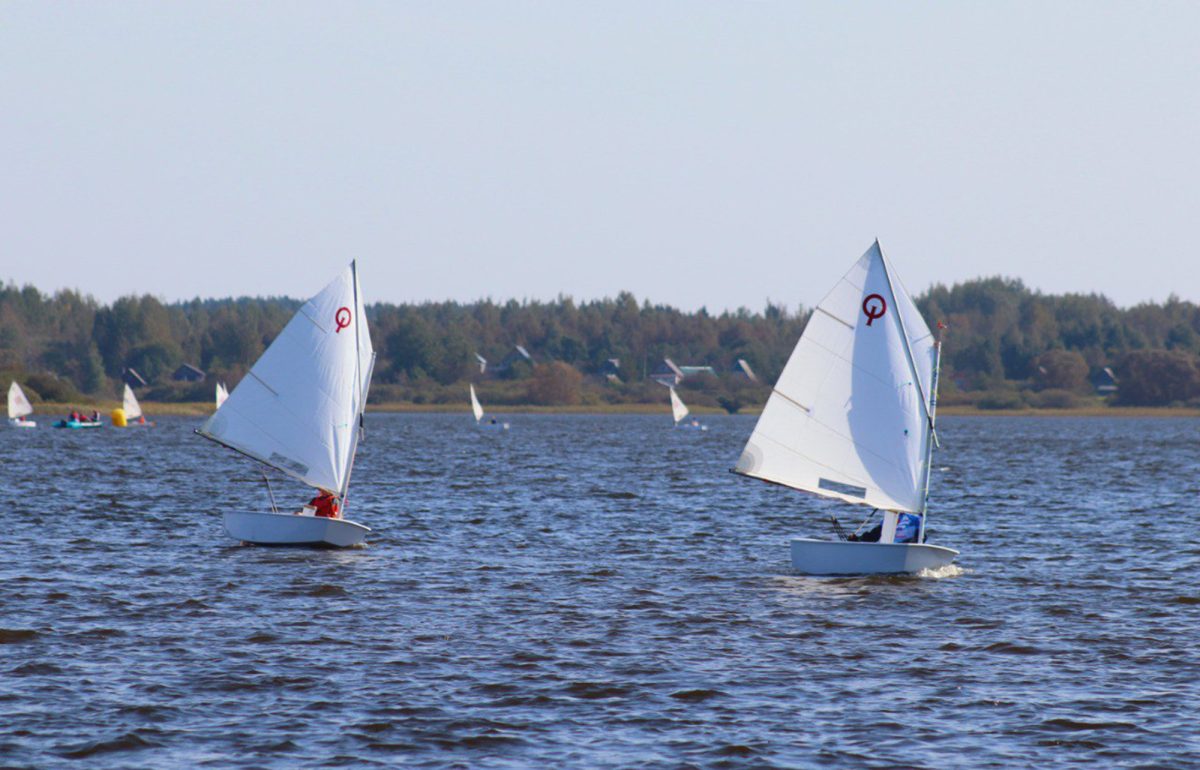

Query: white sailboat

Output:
[670, 387, 688, 425]
[733, 241, 957, 575]
[470, 383, 485, 423]
[470, 383, 509, 430]
[215, 382, 229, 409]
[197, 262, 376, 547]
[121, 384, 152, 426]
[7, 382, 36, 428]
[669, 387, 706, 430]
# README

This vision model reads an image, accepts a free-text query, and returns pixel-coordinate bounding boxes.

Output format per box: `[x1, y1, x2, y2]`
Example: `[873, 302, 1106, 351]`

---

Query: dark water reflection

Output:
[1, 414, 1198, 768]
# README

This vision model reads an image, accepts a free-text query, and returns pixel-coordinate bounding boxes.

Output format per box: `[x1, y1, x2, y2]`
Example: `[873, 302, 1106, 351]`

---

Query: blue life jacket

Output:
[894, 513, 921, 543]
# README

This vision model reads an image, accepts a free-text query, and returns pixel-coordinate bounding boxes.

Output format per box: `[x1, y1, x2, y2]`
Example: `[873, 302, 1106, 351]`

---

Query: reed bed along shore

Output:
[938, 405, 1200, 417]
[27, 401, 1200, 418]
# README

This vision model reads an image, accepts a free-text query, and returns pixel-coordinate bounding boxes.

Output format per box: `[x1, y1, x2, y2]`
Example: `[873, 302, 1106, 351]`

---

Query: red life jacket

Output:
[309, 494, 339, 518]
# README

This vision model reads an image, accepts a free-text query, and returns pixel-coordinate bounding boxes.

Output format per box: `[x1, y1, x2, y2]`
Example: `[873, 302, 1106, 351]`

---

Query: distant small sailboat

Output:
[117, 384, 153, 426]
[669, 387, 706, 431]
[215, 382, 229, 409]
[470, 383, 484, 422]
[470, 384, 509, 430]
[733, 241, 957, 575]
[197, 261, 376, 547]
[7, 382, 36, 428]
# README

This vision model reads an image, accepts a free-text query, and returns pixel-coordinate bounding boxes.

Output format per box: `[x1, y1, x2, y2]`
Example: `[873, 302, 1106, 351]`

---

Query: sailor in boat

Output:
[847, 512, 923, 544]
[304, 491, 341, 519]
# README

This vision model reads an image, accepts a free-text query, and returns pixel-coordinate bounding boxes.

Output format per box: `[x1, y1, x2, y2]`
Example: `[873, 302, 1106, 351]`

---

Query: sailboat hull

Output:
[8, 418, 36, 428]
[224, 511, 370, 547]
[789, 538, 958, 575]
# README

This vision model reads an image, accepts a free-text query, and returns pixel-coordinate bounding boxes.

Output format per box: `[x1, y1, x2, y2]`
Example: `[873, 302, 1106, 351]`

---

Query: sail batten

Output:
[198, 263, 374, 494]
[734, 242, 935, 514]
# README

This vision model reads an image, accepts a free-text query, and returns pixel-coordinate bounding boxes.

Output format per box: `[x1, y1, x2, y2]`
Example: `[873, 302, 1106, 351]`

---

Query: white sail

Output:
[734, 241, 936, 514]
[122, 384, 143, 420]
[215, 382, 229, 409]
[198, 262, 374, 497]
[469, 384, 484, 423]
[8, 382, 33, 419]
[669, 387, 689, 425]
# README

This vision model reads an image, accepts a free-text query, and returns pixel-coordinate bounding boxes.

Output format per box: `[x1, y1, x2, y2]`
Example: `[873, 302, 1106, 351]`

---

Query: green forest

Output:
[4, 276, 1200, 410]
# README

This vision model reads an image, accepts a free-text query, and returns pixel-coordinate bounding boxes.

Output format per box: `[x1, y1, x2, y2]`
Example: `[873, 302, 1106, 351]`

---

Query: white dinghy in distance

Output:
[8, 382, 36, 428]
[197, 261, 376, 547]
[669, 387, 706, 430]
[670, 387, 688, 425]
[120, 384, 153, 426]
[470, 383, 509, 430]
[215, 382, 229, 409]
[733, 241, 957, 575]
[124, 384, 142, 421]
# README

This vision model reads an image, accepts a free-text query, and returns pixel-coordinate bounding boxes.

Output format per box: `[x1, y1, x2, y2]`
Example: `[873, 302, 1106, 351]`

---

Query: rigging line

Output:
[261, 468, 279, 515]
[853, 509, 878, 536]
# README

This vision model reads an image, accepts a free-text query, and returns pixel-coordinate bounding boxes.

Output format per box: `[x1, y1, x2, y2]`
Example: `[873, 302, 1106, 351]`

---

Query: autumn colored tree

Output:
[526, 362, 583, 405]
[1033, 349, 1089, 391]
[1115, 350, 1200, 406]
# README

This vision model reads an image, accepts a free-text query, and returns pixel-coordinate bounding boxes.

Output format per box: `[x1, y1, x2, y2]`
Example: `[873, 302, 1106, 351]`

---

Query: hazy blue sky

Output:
[2, 2, 1197, 311]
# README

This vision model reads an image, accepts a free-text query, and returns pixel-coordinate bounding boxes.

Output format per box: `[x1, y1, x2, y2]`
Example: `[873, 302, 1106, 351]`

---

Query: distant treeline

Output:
[4, 277, 1200, 408]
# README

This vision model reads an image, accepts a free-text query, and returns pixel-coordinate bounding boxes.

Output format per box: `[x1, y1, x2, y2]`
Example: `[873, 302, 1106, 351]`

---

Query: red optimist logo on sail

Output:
[862, 294, 887, 326]
[335, 307, 352, 333]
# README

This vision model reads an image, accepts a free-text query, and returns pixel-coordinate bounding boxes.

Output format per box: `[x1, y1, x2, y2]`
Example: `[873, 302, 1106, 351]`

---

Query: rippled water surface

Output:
[2, 413, 1199, 768]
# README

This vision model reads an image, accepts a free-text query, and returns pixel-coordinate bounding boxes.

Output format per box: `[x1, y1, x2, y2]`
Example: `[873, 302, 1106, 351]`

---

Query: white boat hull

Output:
[224, 511, 370, 547]
[8, 418, 36, 428]
[790, 538, 958, 575]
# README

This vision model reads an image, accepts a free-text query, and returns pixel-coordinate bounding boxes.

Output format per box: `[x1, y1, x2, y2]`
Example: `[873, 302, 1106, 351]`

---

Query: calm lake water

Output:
[1, 413, 1198, 768]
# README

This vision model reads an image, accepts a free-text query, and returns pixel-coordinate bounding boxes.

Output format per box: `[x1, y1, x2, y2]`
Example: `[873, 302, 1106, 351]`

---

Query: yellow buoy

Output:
[111, 408, 127, 427]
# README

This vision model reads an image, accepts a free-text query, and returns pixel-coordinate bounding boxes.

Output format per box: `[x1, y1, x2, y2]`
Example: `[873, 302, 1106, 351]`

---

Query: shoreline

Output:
[26, 401, 1200, 418]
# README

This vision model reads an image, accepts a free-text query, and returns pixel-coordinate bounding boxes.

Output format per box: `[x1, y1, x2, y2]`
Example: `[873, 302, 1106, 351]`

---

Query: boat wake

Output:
[917, 563, 968, 579]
